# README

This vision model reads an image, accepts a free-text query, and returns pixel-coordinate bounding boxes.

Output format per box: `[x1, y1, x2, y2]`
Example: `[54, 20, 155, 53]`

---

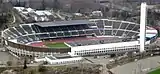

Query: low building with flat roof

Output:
[35, 53, 83, 65]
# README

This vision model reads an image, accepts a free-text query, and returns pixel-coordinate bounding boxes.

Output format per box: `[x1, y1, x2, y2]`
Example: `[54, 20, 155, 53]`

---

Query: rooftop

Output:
[53, 53, 72, 59]
[35, 10, 52, 16]
[34, 20, 92, 27]
[47, 56, 56, 60]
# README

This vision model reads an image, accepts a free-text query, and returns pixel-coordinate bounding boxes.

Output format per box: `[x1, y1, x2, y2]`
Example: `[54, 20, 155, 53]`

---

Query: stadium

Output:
[1, 18, 158, 57]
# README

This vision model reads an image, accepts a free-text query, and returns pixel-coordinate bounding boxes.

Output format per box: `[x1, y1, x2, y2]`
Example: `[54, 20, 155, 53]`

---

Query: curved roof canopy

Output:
[34, 20, 92, 27]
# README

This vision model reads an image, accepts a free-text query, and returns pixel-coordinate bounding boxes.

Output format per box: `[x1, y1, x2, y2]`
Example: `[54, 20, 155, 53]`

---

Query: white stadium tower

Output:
[140, 2, 147, 53]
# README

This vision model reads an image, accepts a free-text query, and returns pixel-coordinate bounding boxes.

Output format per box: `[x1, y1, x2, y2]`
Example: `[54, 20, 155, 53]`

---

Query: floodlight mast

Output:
[140, 2, 147, 52]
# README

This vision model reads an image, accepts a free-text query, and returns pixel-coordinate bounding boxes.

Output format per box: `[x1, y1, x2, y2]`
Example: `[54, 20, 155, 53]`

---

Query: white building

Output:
[35, 53, 83, 65]
[13, 7, 52, 22]
[70, 41, 140, 56]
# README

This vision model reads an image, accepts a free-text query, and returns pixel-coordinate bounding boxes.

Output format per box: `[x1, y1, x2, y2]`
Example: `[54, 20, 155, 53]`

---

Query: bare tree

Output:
[53, 0, 60, 11]
[70, 0, 98, 13]
[41, 0, 46, 10]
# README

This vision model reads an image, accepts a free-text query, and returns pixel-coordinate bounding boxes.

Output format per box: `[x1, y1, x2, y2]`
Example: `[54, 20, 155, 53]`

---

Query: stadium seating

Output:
[19, 36, 29, 43]
[67, 26, 76, 30]
[3, 32, 9, 38]
[64, 31, 71, 37]
[61, 26, 69, 31]
[96, 20, 104, 28]
[127, 32, 136, 37]
[49, 33, 57, 37]
[22, 25, 33, 34]
[15, 26, 27, 35]
[28, 35, 40, 41]
[93, 30, 101, 36]
[112, 30, 117, 36]
[39, 34, 50, 39]
[78, 31, 85, 35]
[67, 37, 123, 47]
[52, 27, 61, 32]
[4, 19, 141, 44]
[123, 31, 129, 36]
[57, 32, 64, 37]
[17, 36, 25, 43]
[116, 30, 124, 36]
[104, 20, 112, 26]
[105, 30, 112, 35]
[9, 28, 21, 36]
[89, 23, 97, 27]
[113, 21, 121, 29]
[25, 36, 33, 42]
[31, 25, 40, 33]
[38, 26, 48, 33]
[71, 31, 79, 36]
[132, 25, 140, 31]
[86, 30, 95, 35]
[120, 23, 128, 29]
[126, 24, 135, 30]
[6, 30, 17, 38]
[74, 25, 83, 30]
[45, 27, 55, 32]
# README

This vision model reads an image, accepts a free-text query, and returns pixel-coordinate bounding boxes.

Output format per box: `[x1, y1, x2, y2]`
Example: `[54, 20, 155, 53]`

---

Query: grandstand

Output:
[67, 37, 124, 47]
[2, 19, 158, 56]
[3, 19, 139, 43]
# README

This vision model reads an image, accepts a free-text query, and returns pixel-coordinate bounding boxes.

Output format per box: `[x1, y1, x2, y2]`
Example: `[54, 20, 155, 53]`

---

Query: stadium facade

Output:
[2, 18, 158, 57]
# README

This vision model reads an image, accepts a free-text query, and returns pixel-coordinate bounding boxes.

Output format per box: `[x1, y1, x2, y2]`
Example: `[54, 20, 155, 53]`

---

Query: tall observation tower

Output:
[140, 2, 147, 52]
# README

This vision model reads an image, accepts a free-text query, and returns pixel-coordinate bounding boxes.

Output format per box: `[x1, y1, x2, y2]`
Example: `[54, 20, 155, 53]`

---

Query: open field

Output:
[45, 42, 69, 48]
[111, 56, 160, 74]
[149, 68, 160, 74]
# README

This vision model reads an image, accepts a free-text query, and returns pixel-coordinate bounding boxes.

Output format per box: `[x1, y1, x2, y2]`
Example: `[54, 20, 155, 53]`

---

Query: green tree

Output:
[53, 0, 60, 11]
[38, 65, 47, 72]
[30, 69, 37, 74]
[23, 57, 27, 69]
[120, 10, 129, 20]
[41, 0, 46, 10]
[6, 61, 12, 66]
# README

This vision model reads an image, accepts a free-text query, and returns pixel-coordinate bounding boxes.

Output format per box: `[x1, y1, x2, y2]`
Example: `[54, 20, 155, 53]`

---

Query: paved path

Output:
[111, 56, 160, 74]
[84, 55, 111, 65]
[11, 13, 16, 24]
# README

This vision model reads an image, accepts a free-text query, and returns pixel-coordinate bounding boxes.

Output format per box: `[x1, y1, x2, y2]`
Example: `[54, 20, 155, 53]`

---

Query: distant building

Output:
[13, 7, 54, 22]
[9, 0, 101, 13]
[91, 11, 103, 17]
[2, 0, 9, 3]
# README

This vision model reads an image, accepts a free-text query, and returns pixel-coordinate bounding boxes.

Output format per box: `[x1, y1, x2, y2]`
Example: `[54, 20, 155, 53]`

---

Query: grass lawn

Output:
[148, 68, 160, 74]
[45, 42, 69, 48]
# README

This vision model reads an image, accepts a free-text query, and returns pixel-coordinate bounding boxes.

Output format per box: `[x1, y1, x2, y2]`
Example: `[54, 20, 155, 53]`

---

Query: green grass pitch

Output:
[45, 42, 69, 48]
[148, 68, 160, 74]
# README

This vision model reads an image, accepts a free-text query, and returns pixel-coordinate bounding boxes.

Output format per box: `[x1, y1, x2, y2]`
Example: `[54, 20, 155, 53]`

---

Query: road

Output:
[11, 13, 16, 24]
[84, 55, 111, 65]
[111, 56, 160, 74]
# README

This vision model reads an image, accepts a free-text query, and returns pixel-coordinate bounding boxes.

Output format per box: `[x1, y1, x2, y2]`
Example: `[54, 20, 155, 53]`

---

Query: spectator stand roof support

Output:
[34, 20, 93, 27]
